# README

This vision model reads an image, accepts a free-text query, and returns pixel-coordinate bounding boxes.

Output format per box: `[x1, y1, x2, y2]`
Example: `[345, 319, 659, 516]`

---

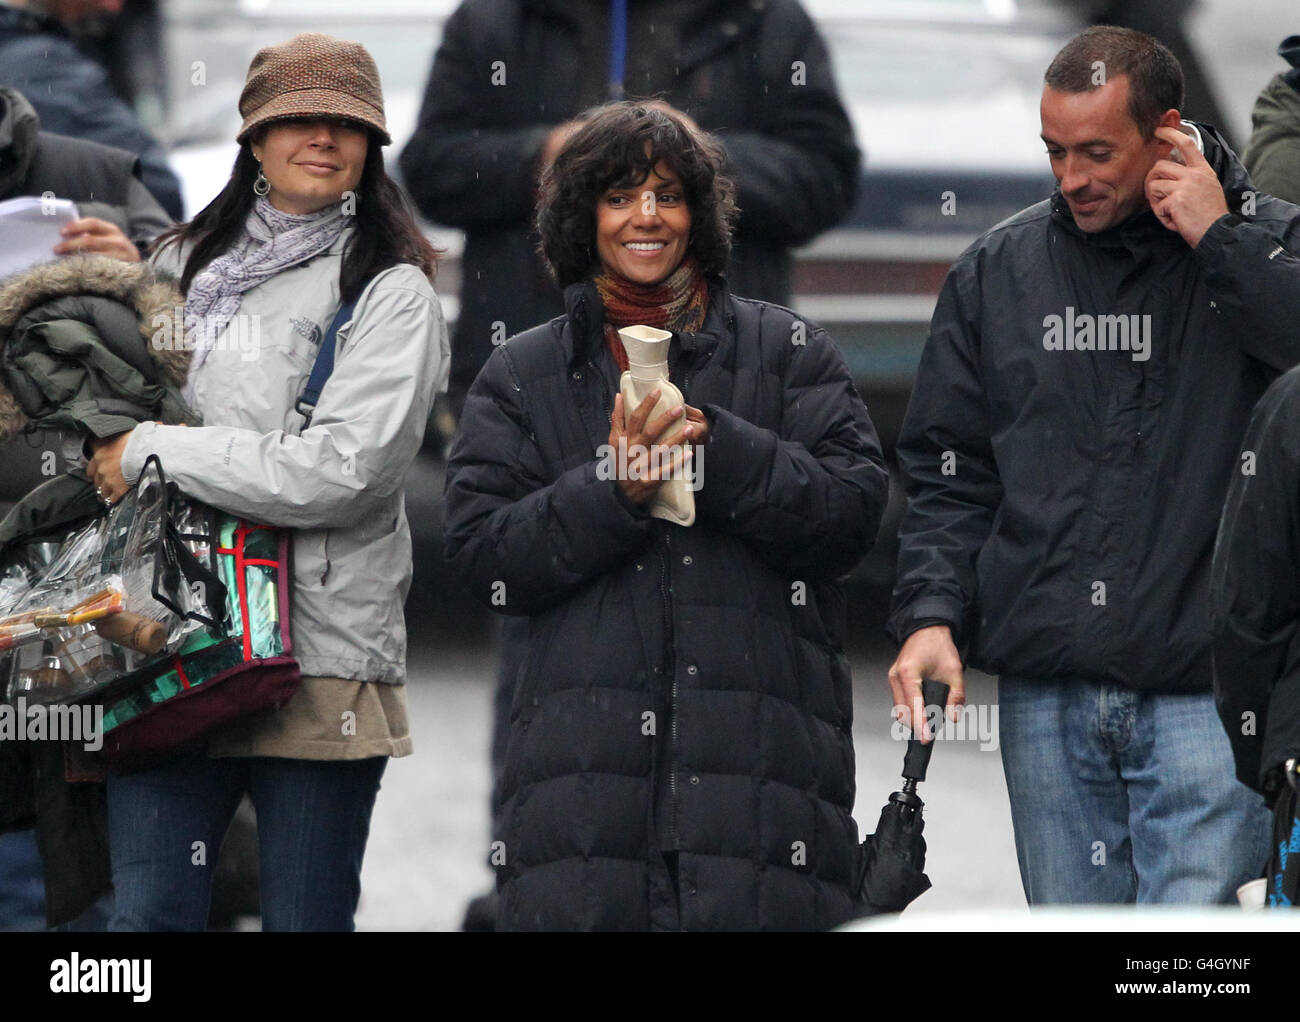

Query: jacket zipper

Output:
[604, 348, 681, 847]
[663, 351, 696, 850]
[596, 334, 696, 851]
[660, 526, 677, 847]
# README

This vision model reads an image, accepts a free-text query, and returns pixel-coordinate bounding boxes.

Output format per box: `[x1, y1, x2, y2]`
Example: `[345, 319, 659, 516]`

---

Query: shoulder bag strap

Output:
[294, 294, 360, 430]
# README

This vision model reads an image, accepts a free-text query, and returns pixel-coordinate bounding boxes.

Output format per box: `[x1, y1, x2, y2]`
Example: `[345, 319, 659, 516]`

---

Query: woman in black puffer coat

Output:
[444, 102, 888, 931]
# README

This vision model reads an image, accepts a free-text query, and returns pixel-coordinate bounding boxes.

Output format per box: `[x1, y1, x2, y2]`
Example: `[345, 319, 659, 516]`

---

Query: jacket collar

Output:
[521, 0, 764, 75]
[1048, 121, 1255, 244]
[561, 273, 733, 370]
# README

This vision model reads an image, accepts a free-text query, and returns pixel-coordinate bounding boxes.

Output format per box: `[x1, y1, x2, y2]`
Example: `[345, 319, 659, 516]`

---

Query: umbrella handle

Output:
[901, 679, 951, 782]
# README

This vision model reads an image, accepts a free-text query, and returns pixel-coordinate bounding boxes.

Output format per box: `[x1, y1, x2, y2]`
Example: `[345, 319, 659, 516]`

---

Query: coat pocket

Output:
[292, 527, 331, 589]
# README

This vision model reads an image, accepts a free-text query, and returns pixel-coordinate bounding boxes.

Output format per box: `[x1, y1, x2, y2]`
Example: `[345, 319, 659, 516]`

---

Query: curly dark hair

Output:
[536, 102, 738, 288]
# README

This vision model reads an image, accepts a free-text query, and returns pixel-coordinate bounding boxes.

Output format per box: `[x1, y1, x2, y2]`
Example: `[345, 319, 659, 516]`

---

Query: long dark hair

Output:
[537, 102, 738, 289]
[153, 128, 437, 301]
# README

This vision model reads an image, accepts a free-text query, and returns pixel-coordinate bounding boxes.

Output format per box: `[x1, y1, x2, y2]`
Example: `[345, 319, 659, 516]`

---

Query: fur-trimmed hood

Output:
[0, 254, 191, 440]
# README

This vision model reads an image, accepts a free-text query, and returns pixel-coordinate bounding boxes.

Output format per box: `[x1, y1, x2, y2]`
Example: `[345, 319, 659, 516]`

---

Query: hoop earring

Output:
[253, 163, 270, 197]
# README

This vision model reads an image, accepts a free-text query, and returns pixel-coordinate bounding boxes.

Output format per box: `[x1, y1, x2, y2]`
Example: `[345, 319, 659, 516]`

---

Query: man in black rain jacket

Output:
[888, 26, 1297, 905]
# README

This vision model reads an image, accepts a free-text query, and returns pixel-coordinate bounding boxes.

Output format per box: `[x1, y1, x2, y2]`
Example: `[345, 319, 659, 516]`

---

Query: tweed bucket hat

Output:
[237, 33, 390, 145]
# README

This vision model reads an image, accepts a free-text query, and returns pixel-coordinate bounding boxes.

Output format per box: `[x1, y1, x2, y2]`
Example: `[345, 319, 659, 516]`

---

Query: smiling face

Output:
[595, 161, 692, 285]
[250, 118, 368, 215]
[1040, 75, 1179, 233]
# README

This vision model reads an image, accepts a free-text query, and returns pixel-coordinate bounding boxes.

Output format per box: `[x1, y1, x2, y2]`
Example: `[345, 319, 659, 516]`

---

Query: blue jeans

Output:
[106, 753, 386, 931]
[0, 831, 46, 931]
[998, 678, 1270, 904]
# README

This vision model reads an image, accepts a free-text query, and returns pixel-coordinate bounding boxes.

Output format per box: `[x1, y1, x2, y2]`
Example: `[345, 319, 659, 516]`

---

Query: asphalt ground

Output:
[354, 638, 1018, 931]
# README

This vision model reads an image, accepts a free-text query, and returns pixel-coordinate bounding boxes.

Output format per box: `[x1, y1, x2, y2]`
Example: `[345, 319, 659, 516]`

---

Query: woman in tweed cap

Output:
[87, 33, 449, 932]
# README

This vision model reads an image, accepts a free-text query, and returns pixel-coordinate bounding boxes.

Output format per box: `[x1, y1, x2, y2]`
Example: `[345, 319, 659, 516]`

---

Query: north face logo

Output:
[291, 317, 323, 346]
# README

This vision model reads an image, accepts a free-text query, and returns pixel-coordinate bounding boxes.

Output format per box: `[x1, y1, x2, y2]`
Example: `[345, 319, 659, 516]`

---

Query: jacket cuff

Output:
[889, 593, 965, 646]
[1192, 212, 1246, 264]
[119, 421, 156, 484]
[578, 458, 656, 539]
[611, 477, 652, 519]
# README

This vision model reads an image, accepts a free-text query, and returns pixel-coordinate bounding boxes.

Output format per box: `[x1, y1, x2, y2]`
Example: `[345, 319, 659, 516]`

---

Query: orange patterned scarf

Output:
[593, 256, 709, 372]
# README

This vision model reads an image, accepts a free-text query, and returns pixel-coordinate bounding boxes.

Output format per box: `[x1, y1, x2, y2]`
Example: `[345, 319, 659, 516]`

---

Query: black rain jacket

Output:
[889, 124, 1300, 694]
[444, 278, 888, 930]
[1211, 365, 1300, 797]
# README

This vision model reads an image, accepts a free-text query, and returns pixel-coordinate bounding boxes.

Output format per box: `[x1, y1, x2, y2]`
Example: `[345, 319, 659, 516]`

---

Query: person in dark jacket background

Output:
[0, 87, 170, 260]
[1243, 35, 1300, 205]
[444, 102, 887, 930]
[400, 0, 860, 420]
[0, 83, 170, 932]
[0, 0, 182, 220]
[1211, 366, 1300, 906]
[887, 26, 1298, 905]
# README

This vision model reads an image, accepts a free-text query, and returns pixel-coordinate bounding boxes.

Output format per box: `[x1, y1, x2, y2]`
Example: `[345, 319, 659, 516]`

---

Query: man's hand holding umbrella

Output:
[888, 624, 966, 744]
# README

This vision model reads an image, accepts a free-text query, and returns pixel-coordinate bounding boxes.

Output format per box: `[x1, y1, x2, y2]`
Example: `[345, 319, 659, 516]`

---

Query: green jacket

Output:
[1244, 39, 1300, 205]
[0, 254, 195, 442]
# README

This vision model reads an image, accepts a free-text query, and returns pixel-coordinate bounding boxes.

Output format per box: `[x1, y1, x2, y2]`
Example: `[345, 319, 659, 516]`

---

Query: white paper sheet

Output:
[0, 195, 81, 280]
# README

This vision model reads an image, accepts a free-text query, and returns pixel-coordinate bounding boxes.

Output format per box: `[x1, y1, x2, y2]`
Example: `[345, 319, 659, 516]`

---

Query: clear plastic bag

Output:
[0, 466, 215, 705]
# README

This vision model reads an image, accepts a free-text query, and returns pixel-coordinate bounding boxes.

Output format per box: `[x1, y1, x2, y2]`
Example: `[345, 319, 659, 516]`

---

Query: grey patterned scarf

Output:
[183, 196, 348, 398]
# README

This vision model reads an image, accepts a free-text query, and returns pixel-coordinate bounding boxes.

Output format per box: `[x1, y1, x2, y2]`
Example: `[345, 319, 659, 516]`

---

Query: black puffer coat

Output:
[444, 278, 888, 930]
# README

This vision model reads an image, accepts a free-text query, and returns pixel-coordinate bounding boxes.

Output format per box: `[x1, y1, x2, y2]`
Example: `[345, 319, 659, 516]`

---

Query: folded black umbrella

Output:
[855, 678, 948, 915]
